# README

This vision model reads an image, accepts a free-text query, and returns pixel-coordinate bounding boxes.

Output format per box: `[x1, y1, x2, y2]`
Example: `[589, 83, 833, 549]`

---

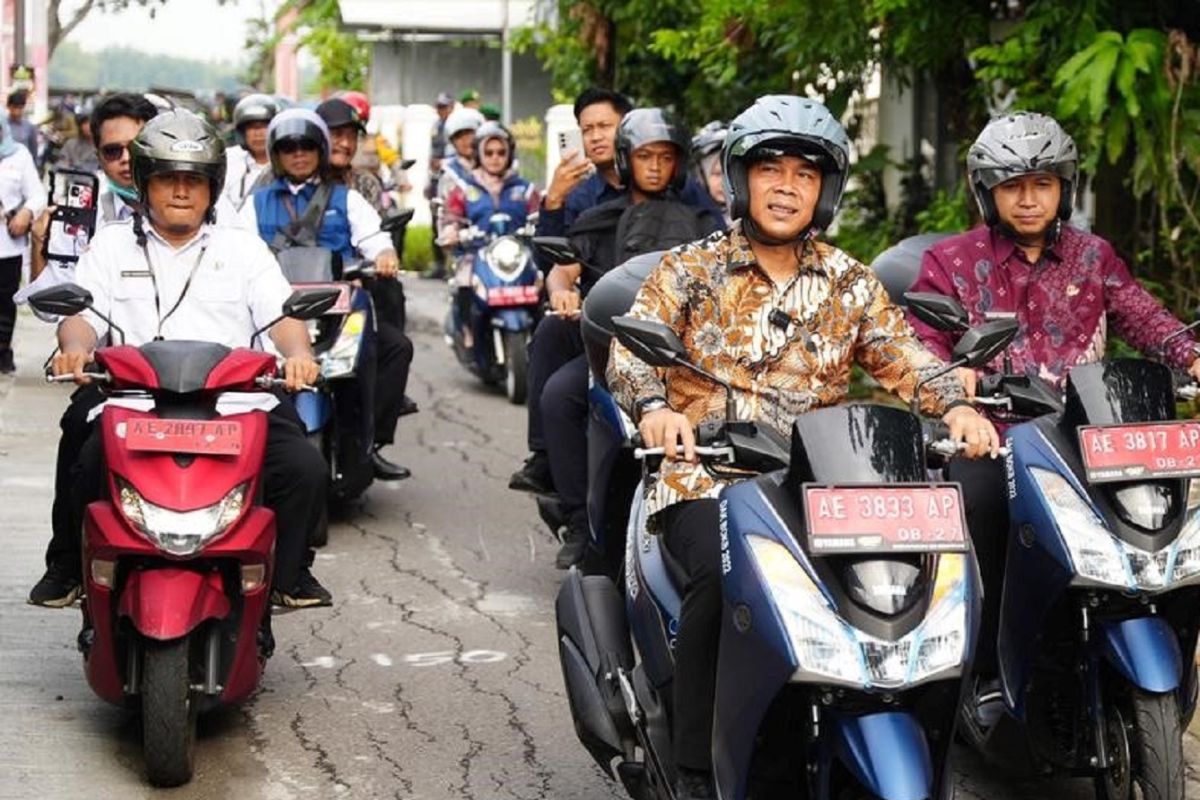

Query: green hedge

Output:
[403, 224, 434, 272]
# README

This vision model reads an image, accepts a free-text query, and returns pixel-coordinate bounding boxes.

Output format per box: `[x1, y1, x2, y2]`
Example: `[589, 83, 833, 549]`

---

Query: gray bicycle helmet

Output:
[723, 95, 850, 240]
[473, 121, 516, 172]
[614, 108, 690, 192]
[130, 109, 226, 217]
[266, 108, 330, 175]
[967, 112, 1077, 226]
[233, 93, 281, 146]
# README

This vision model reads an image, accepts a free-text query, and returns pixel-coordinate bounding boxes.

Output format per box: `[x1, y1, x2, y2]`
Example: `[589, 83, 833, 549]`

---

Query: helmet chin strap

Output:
[995, 217, 1061, 249]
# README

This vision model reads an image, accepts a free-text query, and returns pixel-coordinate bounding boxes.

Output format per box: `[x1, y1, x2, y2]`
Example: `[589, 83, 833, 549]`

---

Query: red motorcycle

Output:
[30, 283, 337, 787]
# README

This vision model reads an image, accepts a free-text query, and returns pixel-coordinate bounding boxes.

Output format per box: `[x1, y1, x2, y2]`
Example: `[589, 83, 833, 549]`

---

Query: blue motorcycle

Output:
[556, 264, 1018, 799]
[276, 248, 380, 546]
[907, 291, 1200, 800]
[445, 212, 540, 404]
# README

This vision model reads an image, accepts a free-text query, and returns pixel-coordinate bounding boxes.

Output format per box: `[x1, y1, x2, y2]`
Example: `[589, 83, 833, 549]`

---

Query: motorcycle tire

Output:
[1095, 689, 1185, 800]
[503, 331, 528, 405]
[141, 637, 197, 787]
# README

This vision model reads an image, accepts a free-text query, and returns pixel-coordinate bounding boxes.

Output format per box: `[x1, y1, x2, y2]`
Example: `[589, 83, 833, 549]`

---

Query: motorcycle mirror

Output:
[283, 287, 342, 321]
[399, 158, 417, 170]
[531, 236, 580, 266]
[904, 292, 970, 332]
[612, 316, 688, 368]
[28, 282, 93, 317]
[952, 318, 1019, 368]
[380, 208, 415, 232]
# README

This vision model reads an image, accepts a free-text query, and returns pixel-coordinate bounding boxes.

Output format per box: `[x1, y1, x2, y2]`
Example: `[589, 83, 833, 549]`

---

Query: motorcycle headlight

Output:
[118, 478, 248, 556]
[320, 310, 366, 379]
[1029, 467, 1200, 592]
[747, 536, 969, 689]
[484, 236, 527, 280]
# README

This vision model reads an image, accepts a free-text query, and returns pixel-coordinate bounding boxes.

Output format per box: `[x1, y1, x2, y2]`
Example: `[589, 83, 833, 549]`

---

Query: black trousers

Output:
[660, 498, 724, 772]
[0, 254, 21, 346]
[948, 455, 1008, 672]
[374, 318, 413, 445]
[526, 315, 584, 453]
[542, 354, 590, 513]
[47, 385, 106, 572]
[66, 397, 327, 592]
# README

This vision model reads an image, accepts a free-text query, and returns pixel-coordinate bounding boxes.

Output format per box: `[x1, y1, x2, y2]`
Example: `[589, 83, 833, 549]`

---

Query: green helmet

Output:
[130, 109, 226, 216]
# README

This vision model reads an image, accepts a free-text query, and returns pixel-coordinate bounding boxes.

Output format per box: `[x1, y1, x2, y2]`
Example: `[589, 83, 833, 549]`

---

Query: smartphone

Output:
[557, 127, 584, 160]
[44, 169, 100, 263]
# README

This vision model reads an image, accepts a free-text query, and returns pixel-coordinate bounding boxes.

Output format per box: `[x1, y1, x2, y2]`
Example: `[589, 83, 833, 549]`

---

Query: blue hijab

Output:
[0, 118, 19, 159]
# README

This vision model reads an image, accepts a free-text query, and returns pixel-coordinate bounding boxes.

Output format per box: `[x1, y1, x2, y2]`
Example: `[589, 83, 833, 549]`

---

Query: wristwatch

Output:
[633, 396, 669, 423]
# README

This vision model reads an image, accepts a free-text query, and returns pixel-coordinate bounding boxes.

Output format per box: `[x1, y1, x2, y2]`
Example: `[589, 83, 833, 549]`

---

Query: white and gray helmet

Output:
[722, 95, 850, 241]
[444, 107, 485, 142]
[967, 112, 1078, 226]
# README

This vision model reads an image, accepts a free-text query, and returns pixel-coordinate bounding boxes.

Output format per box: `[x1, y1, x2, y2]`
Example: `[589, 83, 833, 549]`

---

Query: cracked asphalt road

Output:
[1, 278, 1197, 799]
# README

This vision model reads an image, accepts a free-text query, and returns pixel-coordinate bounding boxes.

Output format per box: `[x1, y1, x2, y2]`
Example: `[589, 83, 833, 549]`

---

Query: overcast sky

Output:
[62, 0, 281, 63]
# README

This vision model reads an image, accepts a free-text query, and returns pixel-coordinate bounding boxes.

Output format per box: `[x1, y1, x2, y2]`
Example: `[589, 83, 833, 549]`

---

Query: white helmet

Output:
[444, 107, 485, 141]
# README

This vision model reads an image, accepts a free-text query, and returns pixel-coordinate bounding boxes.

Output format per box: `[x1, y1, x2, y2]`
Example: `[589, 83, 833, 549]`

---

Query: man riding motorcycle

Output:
[438, 121, 540, 340]
[905, 111, 1200, 684]
[607, 95, 1000, 799]
[36, 109, 332, 609]
[241, 108, 413, 480]
[224, 93, 280, 209]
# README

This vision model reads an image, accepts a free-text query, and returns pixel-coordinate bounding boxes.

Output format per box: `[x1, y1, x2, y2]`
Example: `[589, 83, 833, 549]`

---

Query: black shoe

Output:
[0, 348, 13, 375]
[971, 677, 1005, 730]
[674, 767, 714, 799]
[271, 568, 333, 609]
[372, 446, 412, 481]
[509, 452, 554, 496]
[555, 512, 589, 570]
[398, 395, 419, 417]
[28, 562, 82, 607]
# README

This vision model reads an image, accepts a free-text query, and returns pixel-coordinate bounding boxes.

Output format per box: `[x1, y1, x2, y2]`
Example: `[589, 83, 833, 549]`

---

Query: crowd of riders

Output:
[6, 73, 1200, 798]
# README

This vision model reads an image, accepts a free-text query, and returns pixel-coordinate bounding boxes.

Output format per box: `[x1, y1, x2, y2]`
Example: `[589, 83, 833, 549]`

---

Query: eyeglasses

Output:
[99, 142, 130, 163]
[482, 148, 509, 158]
[276, 139, 319, 155]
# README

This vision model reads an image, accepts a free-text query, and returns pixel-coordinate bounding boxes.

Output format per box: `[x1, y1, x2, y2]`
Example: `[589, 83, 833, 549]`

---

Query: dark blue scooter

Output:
[446, 212, 540, 404]
[556, 280, 1017, 799]
[908, 291, 1200, 800]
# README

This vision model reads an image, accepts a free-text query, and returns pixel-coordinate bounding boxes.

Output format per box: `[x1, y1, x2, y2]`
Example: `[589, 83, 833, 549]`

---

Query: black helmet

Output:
[129, 109, 226, 218]
[723, 95, 850, 240]
[266, 108, 330, 176]
[473, 121, 516, 172]
[614, 108, 690, 192]
[967, 111, 1078, 226]
[233, 93, 281, 145]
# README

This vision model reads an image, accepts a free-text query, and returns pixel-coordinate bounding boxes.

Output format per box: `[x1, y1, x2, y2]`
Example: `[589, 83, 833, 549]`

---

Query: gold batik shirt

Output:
[607, 223, 965, 518]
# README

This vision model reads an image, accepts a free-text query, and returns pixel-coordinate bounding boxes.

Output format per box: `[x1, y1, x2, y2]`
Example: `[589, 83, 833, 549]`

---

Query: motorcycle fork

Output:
[1081, 603, 1112, 771]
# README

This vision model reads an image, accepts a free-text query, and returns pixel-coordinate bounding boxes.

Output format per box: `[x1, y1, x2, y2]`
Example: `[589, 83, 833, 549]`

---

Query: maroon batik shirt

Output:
[907, 225, 1198, 389]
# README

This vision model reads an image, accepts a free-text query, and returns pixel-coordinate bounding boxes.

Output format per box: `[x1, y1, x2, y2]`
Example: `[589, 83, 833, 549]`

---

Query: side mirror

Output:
[283, 287, 342, 321]
[28, 282, 93, 317]
[380, 208, 414, 232]
[952, 318, 1019, 368]
[904, 292, 969, 332]
[612, 316, 689, 368]
[399, 158, 416, 170]
[531, 236, 579, 266]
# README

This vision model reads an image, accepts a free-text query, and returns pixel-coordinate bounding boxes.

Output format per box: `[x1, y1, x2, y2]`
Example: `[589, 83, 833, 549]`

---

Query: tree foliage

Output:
[49, 40, 242, 92]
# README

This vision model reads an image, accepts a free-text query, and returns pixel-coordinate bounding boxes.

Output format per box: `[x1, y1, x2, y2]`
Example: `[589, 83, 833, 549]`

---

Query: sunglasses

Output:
[99, 142, 130, 163]
[276, 139, 319, 155]
[482, 148, 509, 158]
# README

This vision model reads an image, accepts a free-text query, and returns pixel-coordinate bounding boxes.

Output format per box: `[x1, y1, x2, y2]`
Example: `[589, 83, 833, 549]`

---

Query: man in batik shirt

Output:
[607, 95, 999, 800]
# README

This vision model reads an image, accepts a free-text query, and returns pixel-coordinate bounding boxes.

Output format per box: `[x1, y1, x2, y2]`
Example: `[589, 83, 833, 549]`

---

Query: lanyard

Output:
[142, 238, 209, 340]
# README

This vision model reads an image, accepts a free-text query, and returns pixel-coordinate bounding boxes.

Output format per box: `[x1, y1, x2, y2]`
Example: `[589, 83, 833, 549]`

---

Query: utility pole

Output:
[500, 0, 511, 126]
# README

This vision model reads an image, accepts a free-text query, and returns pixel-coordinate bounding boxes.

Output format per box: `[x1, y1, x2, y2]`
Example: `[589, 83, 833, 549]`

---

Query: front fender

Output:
[1097, 616, 1182, 693]
[830, 711, 933, 800]
[118, 568, 230, 641]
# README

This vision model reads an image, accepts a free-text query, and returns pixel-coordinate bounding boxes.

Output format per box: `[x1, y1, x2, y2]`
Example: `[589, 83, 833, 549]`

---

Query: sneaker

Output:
[555, 512, 589, 570]
[674, 767, 715, 800]
[509, 452, 554, 496]
[372, 445, 412, 481]
[271, 569, 333, 609]
[28, 562, 82, 607]
[0, 348, 14, 375]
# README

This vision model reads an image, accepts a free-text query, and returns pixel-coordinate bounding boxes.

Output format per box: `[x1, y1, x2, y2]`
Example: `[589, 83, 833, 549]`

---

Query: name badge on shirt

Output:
[120, 269, 153, 278]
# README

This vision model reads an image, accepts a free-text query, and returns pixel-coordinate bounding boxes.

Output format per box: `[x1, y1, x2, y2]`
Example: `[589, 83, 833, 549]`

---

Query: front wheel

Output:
[503, 331, 528, 405]
[1095, 690, 1185, 800]
[141, 637, 197, 787]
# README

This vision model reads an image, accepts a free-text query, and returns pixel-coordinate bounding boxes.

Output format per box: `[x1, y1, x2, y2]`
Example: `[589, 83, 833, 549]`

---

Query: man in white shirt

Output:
[224, 93, 279, 209]
[30, 110, 332, 610]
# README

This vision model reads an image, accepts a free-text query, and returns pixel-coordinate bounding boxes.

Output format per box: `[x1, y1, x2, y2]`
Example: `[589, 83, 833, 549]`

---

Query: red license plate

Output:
[488, 285, 540, 307]
[124, 419, 243, 455]
[803, 484, 968, 555]
[1078, 421, 1200, 483]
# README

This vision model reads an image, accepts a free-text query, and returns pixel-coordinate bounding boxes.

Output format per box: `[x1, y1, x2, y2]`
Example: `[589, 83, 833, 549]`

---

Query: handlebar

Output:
[927, 438, 1010, 459]
[46, 371, 111, 384]
[254, 375, 320, 392]
[633, 445, 735, 461]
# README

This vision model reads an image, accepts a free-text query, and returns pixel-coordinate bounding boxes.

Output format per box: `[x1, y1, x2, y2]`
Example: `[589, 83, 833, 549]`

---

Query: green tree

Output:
[245, 0, 370, 93]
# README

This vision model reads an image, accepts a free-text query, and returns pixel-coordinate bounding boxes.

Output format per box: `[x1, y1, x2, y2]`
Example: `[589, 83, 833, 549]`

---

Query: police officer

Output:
[241, 109, 413, 480]
[31, 110, 332, 609]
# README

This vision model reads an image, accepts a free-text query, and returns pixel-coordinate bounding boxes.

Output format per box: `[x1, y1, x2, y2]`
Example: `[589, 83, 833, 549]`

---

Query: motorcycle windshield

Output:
[1061, 359, 1175, 431]
[786, 405, 926, 486]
